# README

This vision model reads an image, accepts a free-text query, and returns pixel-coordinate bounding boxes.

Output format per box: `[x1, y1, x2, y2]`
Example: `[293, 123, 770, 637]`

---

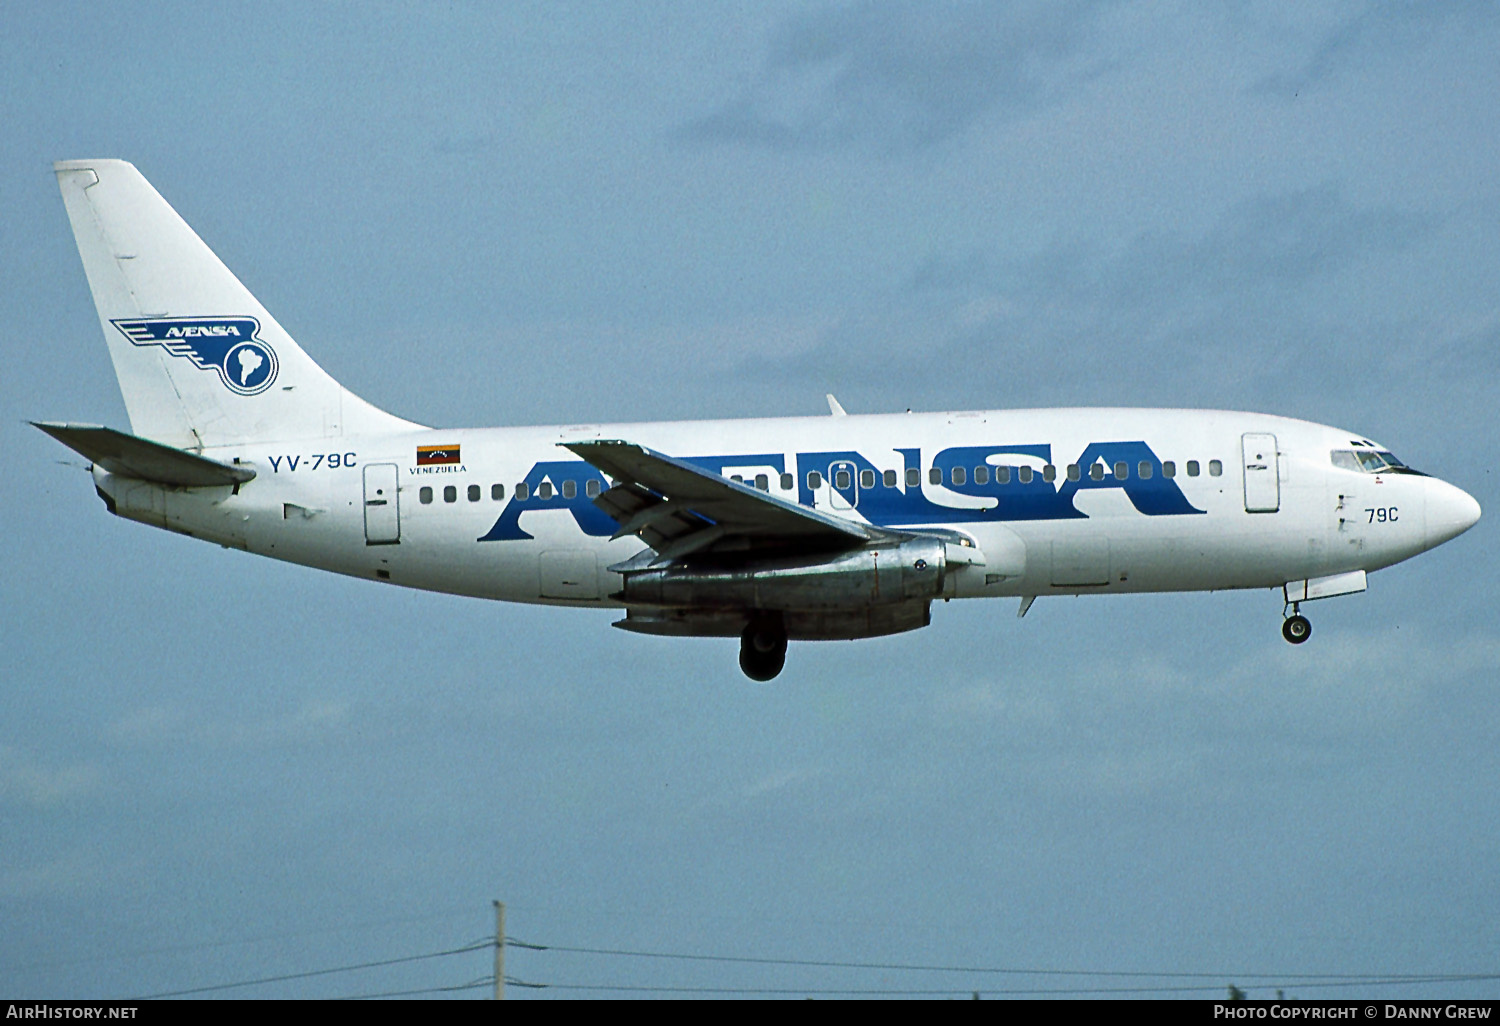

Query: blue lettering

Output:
[477, 460, 615, 541]
[477, 441, 1203, 543]
[1058, 442, 1204, 516]
[683, 453, 787, 478]
[794, 450, 884, 508]
[926, 444, 1082, 522]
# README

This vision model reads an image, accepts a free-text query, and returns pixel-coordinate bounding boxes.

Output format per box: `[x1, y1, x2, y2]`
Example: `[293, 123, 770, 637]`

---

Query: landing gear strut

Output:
[1281, 602, 1312, 645]
[739, 614, 788, 681]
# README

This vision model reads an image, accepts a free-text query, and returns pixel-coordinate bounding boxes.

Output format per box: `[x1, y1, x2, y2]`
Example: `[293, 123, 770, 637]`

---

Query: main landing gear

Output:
[740, 614, 788, 681]
[1281, 602, 1312, 645]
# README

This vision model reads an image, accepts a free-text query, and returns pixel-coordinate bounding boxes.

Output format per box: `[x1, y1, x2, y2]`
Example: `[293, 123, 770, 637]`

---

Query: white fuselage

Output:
[93, 407, 1478, 610]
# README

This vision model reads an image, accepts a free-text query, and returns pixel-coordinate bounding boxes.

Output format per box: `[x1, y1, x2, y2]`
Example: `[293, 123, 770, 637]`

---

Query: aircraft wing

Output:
[563, 439, 886, 562]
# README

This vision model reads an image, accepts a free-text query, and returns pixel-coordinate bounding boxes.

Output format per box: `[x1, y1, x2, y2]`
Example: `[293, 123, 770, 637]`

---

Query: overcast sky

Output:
[3, 0, 1498, 1000]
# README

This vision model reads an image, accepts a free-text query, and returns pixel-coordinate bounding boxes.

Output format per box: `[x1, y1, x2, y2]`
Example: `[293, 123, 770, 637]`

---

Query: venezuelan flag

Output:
[416, 444, 461, 465]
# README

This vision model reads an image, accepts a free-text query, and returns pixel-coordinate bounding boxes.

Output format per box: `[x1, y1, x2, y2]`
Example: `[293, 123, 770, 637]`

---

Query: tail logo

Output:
[112, 317, 279, 396]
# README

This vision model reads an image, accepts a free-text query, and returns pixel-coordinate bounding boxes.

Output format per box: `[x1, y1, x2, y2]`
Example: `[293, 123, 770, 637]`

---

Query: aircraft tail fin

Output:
[53, 159, 422, 449]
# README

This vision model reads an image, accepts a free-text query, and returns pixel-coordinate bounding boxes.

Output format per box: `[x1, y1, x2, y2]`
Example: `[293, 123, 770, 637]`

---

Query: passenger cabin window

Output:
[492, 483, 505, 500]
[468, 484, 481, 502]
[859, 469, 875, 489]
[808, 471, 822, 489]
[835, 469, 851, 489]
[1138, 461, 1152, 479]
[420, 486, 433, 504]
[1186, 460, 1200, 477]
[1043, 464, 1056, 482]
[1067, 464, 1081, 481]
[1018, 466, 1032, 484]
[1115, 461, 1129, 480]
[884, 469, 897, 487]
[515, 483, 530, 500]
[995, 466, 1010, 484]
[929, 468, 942, 485]
[780, 473, 794, 491]
[1162, 461, 1176, 478]
[906, 468, 920, 487]
[587, 479, 602, 497]
[443, 485, 457, 503]
[538, 482, 554, 499]
[951, 467, 966, 486]
[755, 473, 769, 491]
[1209, 459, 1223, 477]
[562, 480, 576, 499]
[1089, 463, 1104, 481]
[973, 466, 988, 485]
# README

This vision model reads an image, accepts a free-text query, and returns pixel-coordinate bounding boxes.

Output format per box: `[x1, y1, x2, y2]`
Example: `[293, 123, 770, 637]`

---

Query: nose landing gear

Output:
[1281, 602, 1312, 645]
[739, 614, 788, 681]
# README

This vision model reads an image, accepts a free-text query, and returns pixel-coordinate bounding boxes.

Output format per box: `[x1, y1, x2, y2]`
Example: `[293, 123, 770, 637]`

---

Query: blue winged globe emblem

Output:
[111, 317, 278, 396]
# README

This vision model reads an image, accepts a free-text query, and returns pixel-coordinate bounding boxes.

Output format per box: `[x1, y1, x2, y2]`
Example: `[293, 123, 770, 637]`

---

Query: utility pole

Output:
[493, 900, 505, 1001]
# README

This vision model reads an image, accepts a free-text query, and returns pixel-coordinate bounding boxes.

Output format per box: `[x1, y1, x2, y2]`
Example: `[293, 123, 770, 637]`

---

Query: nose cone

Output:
[1427, 479, 1481, 548]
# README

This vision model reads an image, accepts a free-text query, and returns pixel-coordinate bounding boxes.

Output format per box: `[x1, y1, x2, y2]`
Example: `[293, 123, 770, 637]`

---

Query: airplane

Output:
[36, 160, 1481, 680]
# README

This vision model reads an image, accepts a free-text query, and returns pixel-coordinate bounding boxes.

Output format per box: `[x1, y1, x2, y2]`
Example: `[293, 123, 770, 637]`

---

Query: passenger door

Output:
[1242, 433, 1280, 513]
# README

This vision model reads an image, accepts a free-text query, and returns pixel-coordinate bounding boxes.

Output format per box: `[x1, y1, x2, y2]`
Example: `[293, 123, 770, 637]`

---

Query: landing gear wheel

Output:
[1282, 614, 1312, 645]
[739, 616, 788, 681]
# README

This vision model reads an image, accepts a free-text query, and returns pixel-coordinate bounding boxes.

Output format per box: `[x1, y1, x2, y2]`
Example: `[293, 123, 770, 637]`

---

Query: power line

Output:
[528, 983, 1225, 995]
[508, 939, 1496, 984]
[3, 905, 485, 975]
[134, 939, 491, 999]
[96, 910, 1500, 1002]
[337, 977, 496, 1000]
[510, 976, 1500, 997]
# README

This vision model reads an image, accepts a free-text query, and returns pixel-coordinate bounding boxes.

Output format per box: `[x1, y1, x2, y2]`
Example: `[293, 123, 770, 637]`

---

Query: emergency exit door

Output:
[828, 460, 858, 510]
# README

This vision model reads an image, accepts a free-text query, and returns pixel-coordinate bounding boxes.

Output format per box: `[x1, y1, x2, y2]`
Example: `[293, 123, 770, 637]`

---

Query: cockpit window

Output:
[1331, 449, 1421, 474]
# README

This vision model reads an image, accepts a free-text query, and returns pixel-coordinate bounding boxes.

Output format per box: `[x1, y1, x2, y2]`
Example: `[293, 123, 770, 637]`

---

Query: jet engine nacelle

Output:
[621, 536, 948, 611]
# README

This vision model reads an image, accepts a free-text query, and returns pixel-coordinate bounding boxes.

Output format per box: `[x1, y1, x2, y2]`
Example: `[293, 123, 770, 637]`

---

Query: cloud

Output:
[733, 183, 1433, 409]
[922, 625, 1500, 802]
[0, 746, 100, 809]
[0, 849, 128, 900]
[739, 766, 822, 800]
[675, 0, 1109, 152]
[1252, 0, 1499, 97]
[937, 183, 1430, 320]
[106, 699, 354, 751]
[678, 2, 1498, 149]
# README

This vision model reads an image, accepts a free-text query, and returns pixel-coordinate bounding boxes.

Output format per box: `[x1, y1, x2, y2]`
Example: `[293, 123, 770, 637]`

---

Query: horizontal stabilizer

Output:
[32, 422, 255, 487]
